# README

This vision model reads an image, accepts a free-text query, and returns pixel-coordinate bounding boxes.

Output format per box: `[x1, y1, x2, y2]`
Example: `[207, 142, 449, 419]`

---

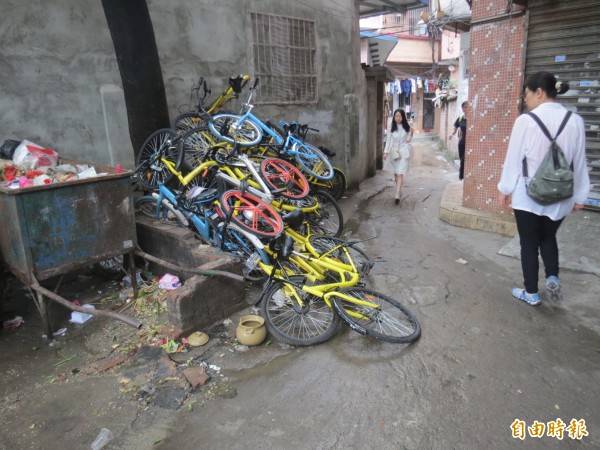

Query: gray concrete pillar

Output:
[343, 94, 359, 190]
[100, 84, 135, 169]
[366, 80, 377, 178]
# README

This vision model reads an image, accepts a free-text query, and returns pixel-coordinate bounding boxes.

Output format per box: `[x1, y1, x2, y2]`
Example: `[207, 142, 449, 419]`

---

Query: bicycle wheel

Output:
[135, 195, 162, 219]
[135, 195, 188, 227]
[180, 127, 215, 169]
[323, 168, 347, 200]
[209, 113, 262, 147]
[219, 190, 283, 238]
[173, 112, 206, 134]
[331, 287, 421, 343]
[307, 235, 373, 276]
[305, 190, 343, 237]
[221, 227, 268, 283]
[184, 164, 220, 192]
[260, 157, 309, 200]
[261, 280, 340, 346]
[135, 128, 182, 190]
[293, 141, 334, 181]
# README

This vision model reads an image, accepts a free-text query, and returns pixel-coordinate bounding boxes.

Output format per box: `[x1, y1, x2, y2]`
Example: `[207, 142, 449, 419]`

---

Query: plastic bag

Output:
[159, 274, 181, 290]
[12, 140, 58, 169]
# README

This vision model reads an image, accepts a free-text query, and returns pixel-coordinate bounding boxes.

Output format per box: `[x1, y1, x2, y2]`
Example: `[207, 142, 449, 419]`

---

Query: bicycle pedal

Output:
[356, 281, 366, 288]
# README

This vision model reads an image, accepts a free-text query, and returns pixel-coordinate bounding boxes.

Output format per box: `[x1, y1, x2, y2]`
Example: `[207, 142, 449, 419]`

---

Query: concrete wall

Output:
[0, 0, 368, 185]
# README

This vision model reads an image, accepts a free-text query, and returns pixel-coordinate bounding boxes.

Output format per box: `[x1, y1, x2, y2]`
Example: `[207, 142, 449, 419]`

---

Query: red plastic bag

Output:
[12, 140, 58, 169]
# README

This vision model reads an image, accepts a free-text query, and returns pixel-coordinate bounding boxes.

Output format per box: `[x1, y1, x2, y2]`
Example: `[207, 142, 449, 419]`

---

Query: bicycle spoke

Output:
[332, 288, 420, 343]
[261, 158, 309, 199]
[261, 282, 340, 346]
[220, 191, 283, 238]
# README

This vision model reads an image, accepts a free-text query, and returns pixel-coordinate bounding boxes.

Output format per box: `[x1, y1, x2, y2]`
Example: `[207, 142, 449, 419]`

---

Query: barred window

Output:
[250, 12, 317, 104]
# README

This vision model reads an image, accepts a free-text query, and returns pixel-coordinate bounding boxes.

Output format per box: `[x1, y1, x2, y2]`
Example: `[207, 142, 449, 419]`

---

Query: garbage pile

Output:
[0, 139, 118, 189]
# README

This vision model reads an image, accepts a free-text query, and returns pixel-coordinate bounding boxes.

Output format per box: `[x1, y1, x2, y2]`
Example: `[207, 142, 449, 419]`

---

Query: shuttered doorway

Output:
[525, 0, 600, 208]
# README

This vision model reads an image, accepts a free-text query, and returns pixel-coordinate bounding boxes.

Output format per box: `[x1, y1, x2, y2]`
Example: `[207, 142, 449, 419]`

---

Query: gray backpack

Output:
[522, 111, 573, 205]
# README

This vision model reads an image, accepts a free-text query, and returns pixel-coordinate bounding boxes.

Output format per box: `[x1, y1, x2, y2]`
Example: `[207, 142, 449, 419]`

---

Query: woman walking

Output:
[449, 101, 469, 180]
[497, 72, 590, 305]
[383, 108, 414, 205]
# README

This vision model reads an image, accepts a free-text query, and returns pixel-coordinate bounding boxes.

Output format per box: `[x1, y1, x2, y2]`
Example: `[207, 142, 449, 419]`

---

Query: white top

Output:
[383, 125, 411, 175]
[497, 102, 590, 220]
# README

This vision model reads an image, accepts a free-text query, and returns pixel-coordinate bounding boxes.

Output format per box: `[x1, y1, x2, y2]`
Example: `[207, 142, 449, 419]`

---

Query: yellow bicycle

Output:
[173, 74, 251, 133]
[250, 233, 421, 346]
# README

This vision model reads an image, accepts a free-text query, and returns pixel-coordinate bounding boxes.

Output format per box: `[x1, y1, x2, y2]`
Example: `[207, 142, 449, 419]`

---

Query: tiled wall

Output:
[464, 2, 526, 212]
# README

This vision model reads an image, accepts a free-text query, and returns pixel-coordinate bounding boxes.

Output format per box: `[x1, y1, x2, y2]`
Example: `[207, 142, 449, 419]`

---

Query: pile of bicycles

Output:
[133, 75, 420, 347]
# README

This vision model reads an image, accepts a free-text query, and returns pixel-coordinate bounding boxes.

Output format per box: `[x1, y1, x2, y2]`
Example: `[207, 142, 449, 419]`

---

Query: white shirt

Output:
[497, 102, 590, 220]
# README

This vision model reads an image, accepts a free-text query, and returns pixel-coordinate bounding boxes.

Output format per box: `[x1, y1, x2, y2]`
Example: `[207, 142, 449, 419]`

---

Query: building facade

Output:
[0, 0, 370, 187]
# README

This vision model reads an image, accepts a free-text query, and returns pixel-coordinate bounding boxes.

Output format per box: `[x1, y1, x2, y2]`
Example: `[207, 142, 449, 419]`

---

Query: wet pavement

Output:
[1, 140, 599, 449]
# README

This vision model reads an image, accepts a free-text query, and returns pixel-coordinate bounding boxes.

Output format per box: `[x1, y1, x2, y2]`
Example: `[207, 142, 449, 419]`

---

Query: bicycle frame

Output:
[161, 154, 275, 203]
[160, 151, 321, 217]
[190, 75, 252, 116]
[206, 75, 251, 115]
[214, 87, 324, 166]
[151, 183, 269, 264]
[259, 250, 381, 322]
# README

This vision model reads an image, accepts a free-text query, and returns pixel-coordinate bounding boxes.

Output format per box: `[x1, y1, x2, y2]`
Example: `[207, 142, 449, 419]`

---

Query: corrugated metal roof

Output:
[357, 0, 430, 19]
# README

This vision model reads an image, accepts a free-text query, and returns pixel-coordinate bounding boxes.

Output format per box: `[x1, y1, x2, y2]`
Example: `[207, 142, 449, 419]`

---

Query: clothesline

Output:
[386, 77, 440, 97]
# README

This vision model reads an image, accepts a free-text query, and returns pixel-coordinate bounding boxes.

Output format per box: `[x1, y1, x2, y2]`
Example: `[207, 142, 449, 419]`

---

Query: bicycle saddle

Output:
[229, 75, 246, 94]
[281, 234, 295, 259]
[281, 208, 305, 228]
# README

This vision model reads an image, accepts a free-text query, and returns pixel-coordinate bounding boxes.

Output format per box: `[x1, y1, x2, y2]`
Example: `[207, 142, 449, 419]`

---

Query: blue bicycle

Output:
[135, 184, 271, 282]
[207, 78, 335, 181]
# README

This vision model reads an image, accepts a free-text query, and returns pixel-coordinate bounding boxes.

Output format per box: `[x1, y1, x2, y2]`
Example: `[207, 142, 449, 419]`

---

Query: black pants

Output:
[513, 209, 564, 294]
[458, 141, 465, 180]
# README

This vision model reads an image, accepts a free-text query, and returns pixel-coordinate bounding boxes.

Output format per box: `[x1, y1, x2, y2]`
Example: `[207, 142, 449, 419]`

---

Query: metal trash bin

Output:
[0, 160, 142, 334]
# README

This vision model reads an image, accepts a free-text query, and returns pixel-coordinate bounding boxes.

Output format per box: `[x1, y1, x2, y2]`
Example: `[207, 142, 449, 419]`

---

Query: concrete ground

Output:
[0, 138, 598, 449]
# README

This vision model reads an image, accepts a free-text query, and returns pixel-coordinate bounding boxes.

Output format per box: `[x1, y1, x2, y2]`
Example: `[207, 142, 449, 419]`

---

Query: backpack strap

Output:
[528, 111, 572, 140]
[522, 111, 572, 177]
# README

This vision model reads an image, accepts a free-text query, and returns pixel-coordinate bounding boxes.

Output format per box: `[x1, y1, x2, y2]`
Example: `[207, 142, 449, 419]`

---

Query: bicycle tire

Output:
[307, 235, 373, 276]
[293, 141, 334, 181]
[266, 121, 286, 141]
[331, 287, 421, 344]
[305, 190, 343, 237]
[219, 190, 283, 238]
[179, 126, 215, 169]
[135, 128, 182, 190]
[173, 112, 206, 134]
[209, 113, 262, 147]
[134, 195, 188, 227]
[322, 168, 347, 200]
[261, 280, 340, 346]
[260, 157, 310, 200]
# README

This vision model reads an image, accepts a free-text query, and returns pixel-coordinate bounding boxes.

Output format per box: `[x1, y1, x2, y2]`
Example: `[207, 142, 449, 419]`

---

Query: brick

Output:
[183, 367, 211, 388]
[98, 355, 128, 372]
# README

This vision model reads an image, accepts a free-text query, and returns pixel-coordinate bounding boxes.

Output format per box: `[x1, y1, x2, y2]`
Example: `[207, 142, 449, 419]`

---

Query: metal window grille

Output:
[250, 12, 317, 104]
[407, 7, 427, 36]
[384, 7, 428, 36]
